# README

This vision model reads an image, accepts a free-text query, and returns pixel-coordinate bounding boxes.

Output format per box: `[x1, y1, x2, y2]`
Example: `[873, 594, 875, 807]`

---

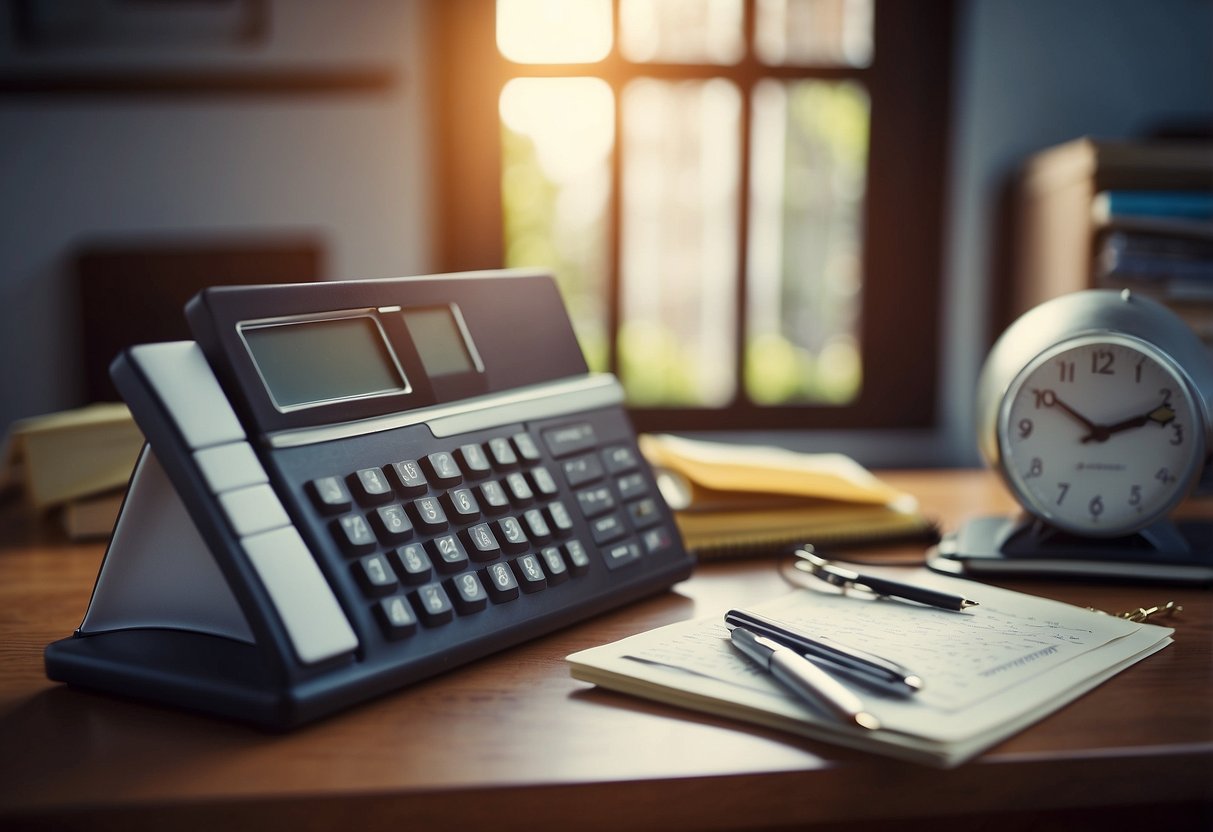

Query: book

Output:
[60, 488, 126, 540]
[1, 403, 143, 509]
[567, 572, 1173, 767]
[638, 434, 936, 558]
[1092, 189, 1213, 222]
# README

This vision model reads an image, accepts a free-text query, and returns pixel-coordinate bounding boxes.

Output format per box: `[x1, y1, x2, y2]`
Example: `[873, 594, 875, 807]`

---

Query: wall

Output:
[940, 0, 1213, 465]
[0, 0, 1209, 469]
[0, 1, 432, 433]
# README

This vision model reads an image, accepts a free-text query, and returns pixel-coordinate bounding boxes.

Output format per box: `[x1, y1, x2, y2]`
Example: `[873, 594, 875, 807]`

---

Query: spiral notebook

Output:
[638, 434, 937, 558]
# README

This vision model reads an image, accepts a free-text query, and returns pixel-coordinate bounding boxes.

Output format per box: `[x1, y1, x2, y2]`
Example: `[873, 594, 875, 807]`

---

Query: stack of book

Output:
[1011, 137, 1213, 359]
[1, 403, 144, 539]
[1093, 189, 1213, 354]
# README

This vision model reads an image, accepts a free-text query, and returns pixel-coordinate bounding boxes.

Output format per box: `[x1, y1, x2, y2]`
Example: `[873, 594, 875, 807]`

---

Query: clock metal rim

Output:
[994, 330, 1206, 537]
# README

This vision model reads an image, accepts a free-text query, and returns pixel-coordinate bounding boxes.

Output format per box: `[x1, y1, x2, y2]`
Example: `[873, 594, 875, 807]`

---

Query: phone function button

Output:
[602, 444, 640, 474]
[219, 484, 290, 537]
[194, 442, 267, 494]
[562, 454, 604, 488]
[541, 423, 597, 458]
[241, 525, 358, 664]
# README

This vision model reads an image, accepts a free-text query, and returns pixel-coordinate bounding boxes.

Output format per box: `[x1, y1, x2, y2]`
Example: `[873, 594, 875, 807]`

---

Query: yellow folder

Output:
[638, 434, 936, 558]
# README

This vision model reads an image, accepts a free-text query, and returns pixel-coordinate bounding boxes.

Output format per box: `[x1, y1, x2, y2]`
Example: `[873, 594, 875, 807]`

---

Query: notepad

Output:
[567, 571, 1173, 767]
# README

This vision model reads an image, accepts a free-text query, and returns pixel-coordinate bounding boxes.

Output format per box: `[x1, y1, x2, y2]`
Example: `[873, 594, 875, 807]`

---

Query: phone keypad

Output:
[306, 422, 667, 642]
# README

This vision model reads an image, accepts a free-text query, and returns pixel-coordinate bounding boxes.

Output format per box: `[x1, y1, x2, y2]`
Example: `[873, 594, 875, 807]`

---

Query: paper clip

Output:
[1087, 600, 1183, 623]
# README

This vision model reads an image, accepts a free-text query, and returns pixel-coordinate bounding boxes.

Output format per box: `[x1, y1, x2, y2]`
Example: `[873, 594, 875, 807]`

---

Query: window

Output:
[430, 0, 953, 432]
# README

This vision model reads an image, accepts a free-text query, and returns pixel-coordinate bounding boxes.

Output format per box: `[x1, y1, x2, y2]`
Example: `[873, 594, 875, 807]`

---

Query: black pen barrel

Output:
[859, 576, 966, 611]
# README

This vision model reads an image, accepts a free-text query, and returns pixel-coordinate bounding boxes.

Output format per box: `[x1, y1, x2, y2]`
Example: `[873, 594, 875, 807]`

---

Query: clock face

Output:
[998, 333, 1203, 536]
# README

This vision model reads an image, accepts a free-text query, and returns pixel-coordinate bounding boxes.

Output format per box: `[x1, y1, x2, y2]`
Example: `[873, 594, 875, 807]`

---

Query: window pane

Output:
[746, 79, 869, 405]
[497, 0, 613, 64]
[619, 0, 744, 65]
[500, 78, 614, 371]
[621, 78, 740, 407]
[754, 0, 873, 67]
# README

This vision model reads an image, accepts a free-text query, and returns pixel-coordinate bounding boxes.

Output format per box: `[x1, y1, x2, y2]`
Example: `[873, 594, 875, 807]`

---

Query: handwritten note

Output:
[627, 585, 1134, 712]
[570, 571, 1173, 765]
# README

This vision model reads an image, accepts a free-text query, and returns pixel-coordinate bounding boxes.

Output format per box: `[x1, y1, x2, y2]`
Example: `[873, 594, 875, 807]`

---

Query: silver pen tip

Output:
[904, 675, 924, 691]
[855, 712, 881, 731]
[961, 599, 979, 609]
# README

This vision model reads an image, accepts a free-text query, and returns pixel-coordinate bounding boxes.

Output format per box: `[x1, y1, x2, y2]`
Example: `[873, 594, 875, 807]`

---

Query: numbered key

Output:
[529, 466, 559, 498]
[456, 443, 492, 478]
[427, 533, 470, 573]
[388, 459, 428, 496]
[482, 562, 520, 602]
[409, 496, 449, 533]
[333, 513, 376, 555]
[539, 546, 569, 585]
[353, 553, 398, 596]
[463, 522, 502, 561]
[522, 508, 552, 543]
[376, 595, 418, 639]
[563, 539, 591, 575]
[371, 504, 414, 542]
[423, 451, 462, 487]
[487, 436, 518, 469]
[446, 572, 488, 614]
[390, 543, 433, 584]
[512, 553, 547, 593]
[494, 516, 529, 553]
[505, 471, 534, 505]
[411, 583, 455, 626]
[350, 467, 394, 504]
[477, 480, 511, 514]
[308, 476, 352, 513]
[511, 431, 542, 463]
[442, 487, 481, 523]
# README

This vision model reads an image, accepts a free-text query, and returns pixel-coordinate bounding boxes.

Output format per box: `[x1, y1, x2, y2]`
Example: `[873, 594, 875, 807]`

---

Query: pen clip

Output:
[795, 547, 861, 589]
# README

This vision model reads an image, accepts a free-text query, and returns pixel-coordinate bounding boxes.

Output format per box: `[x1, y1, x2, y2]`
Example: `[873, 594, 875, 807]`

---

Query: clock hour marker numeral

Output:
[1058, 360, 1075, 383]
[1088, 495, 1103, 518]
[1090, 349, 1114, 375]
[1055, 482, 1069, 505]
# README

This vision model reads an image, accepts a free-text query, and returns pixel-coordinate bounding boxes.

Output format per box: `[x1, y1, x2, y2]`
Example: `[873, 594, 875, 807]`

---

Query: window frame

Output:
[427, 0, 954, 433]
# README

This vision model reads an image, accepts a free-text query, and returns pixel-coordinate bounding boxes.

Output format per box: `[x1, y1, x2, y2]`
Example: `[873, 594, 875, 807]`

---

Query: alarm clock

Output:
[931, 289, 1213, 582]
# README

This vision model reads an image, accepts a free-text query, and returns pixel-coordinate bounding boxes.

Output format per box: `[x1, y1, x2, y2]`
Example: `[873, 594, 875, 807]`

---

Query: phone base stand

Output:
[928, 515, 1213, 584]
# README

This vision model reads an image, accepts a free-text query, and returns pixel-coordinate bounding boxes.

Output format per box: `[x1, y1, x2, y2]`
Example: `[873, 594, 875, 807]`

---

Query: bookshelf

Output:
[1007, 137, 1213, 356]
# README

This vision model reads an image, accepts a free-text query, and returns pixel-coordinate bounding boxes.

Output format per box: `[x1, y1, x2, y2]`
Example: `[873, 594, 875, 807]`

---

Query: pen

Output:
[729, 626, 881, 731]
[724, 609, 923, 696]
[795, 547, 979, 612]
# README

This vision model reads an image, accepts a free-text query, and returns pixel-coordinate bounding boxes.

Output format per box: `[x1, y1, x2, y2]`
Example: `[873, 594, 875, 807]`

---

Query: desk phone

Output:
[45, 270, 693, 727]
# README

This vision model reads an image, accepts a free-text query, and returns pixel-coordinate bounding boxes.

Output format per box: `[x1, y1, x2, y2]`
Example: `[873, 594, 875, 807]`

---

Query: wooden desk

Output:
[1, 470, 1210, 831]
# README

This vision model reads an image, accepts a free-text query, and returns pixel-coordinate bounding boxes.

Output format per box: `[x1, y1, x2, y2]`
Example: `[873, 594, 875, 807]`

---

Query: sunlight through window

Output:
[496, 0, 613, 64]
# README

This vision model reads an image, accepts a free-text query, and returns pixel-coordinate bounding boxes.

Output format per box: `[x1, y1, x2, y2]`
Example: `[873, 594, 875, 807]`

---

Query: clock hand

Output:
[1037, 391, 1100, 433]
[1081, 404, 1175, 444]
